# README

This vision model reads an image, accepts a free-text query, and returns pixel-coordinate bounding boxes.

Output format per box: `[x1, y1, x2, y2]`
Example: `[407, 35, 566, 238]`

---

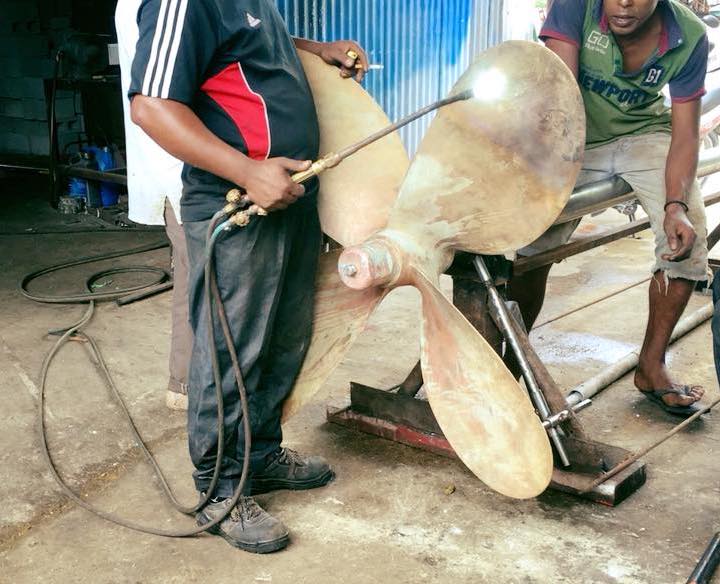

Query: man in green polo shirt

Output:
[509, 0, 712, 417]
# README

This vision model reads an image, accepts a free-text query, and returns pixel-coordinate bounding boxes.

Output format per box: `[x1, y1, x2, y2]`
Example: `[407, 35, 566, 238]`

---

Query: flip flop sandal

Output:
[639, 384, 705, 418]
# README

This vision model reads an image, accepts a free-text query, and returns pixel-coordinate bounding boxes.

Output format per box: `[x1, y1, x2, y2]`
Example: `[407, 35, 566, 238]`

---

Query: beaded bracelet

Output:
[664, 200, 689, 213]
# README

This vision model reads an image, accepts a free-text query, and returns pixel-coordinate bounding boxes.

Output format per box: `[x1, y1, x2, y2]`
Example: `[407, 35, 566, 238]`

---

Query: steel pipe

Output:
[59, 165, 128, 186]
[555, 146, 720, 225]
[567, 302, 714, 406]
[474, 256, 571, 467]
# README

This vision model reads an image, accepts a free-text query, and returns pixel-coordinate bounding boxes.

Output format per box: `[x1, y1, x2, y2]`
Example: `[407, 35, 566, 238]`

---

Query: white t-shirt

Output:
[115, 0, 183, 226]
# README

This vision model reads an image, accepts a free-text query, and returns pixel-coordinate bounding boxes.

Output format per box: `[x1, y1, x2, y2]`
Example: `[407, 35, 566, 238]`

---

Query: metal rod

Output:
[541, 399, 592, 430]
[473, 256, 571, 467]
[290, 92, 469, 185]
[567, 302, 714, 406]
[516, 191, 720, 274]
[59, 165, 128, 186]
[687, 532, 720, 584]
[336, 92, 468, 160]
[708, 221, 720, 251]
[554, 146, 720, 225]
[583, 396, 720, 493]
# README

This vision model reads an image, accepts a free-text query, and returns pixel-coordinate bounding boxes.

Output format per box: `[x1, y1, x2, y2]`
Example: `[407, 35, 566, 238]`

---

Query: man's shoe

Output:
[196, 496, 289, 554]
[251, 448, 335, 495]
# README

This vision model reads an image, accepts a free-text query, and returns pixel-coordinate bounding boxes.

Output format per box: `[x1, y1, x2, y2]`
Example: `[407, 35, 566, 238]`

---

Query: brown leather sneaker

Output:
[251, 448, 335, 495]
[196, 496, 289, 554]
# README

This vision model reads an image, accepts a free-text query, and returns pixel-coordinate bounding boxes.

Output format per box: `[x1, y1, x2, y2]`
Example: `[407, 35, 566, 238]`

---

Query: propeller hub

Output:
[338, 239, 400, 290]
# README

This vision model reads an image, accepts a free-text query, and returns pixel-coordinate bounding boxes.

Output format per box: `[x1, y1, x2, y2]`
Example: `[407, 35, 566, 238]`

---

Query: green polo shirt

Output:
[540, 0, 708, 148]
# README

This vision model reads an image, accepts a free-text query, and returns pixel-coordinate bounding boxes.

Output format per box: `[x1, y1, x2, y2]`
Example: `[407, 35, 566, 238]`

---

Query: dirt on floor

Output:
[1, 173, 719, 584]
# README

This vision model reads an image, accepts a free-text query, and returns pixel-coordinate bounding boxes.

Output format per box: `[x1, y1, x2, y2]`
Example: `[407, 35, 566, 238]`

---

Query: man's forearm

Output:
[666, 99, 702, 206]
[665, 138, 699, 205]
[130, 95, 252, 187]
[293, 38, 323, 55]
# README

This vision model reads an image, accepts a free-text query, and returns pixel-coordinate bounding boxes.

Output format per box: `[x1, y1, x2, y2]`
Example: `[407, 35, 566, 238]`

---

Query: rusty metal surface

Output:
[507, 315, 588, 440]
[350, 382, 442, 435]
[451, 276, 503, 357]
[414, 269, 553, 499]
[549, 437, 647, 507]
[395, 361, 424, 397]
[328, 406, 458, 460]
[328, 406, 646, 506]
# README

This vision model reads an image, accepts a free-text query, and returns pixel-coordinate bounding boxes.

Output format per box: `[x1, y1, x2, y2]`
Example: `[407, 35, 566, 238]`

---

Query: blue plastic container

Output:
[85, 146, 120, 207]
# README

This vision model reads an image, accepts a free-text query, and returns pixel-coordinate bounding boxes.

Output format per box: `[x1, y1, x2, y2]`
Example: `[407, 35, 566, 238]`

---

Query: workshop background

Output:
[2, 1, 720, 583]
[0, 0, 536, 172]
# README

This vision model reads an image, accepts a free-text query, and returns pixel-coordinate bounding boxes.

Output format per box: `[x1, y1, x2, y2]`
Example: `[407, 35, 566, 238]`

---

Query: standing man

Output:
[509, 0, 712, 417]
[128, 0, 368, 553]
[115, 0, 191, 412]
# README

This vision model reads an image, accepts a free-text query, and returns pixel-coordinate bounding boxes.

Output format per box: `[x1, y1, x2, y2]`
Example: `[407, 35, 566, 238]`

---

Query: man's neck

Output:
[613, 10, 663, 52]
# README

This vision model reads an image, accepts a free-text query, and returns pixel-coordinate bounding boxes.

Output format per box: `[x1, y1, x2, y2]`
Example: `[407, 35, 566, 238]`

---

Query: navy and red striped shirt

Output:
[129, 0, 320, 221]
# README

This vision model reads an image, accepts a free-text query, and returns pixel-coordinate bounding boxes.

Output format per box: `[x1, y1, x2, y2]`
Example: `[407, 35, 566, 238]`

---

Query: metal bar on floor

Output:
[554, 146, 720, 226]
[515, 191, 720, 274]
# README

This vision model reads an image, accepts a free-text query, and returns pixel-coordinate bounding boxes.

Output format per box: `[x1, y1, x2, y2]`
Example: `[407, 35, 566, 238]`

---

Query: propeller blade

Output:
[414, 269, 553, 499]
[282, 249, 385, 421]
[298, 50, 410, 247]
[389, 41, 585, 255]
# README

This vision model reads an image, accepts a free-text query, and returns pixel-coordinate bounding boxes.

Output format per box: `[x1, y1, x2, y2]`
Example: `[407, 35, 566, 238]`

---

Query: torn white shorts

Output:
[520, 132, 710, 281]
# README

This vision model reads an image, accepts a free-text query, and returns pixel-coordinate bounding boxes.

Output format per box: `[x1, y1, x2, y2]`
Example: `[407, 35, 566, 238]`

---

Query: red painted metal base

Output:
[328, 400, 646, 507]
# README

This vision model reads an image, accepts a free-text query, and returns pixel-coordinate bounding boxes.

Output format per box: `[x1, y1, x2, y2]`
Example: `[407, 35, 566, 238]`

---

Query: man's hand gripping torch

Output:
[221, 67, 503, 228]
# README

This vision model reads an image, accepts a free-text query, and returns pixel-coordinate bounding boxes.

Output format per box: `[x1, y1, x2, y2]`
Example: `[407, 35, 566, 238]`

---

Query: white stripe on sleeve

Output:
[141, 0, 171, 95]
[150, 0, 180, 97]
[160, 0, 189, 98]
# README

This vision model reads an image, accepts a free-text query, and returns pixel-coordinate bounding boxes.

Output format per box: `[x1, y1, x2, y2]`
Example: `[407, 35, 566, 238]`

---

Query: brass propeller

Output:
[287, 43, 585, 498]
[281, 52, 408, 421]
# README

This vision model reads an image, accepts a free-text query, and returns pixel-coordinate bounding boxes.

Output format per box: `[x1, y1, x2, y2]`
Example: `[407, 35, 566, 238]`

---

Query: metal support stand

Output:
[328, 255, 646, 506]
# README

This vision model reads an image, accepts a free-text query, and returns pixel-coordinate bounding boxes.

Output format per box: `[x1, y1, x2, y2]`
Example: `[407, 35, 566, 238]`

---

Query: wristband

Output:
[664, 200, 689, 213]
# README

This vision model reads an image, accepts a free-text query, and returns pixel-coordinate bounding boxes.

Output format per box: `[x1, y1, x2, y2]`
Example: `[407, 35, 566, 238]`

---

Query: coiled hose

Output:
[22, 214, 252, 536]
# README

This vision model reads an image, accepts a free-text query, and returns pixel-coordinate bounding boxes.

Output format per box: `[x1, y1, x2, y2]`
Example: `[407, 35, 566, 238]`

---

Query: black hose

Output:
[20, 241, 170, 304]
[27, 216, 252, 536]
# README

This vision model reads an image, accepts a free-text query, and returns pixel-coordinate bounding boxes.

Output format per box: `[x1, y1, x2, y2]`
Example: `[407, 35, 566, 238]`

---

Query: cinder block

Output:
[29, 134, 50, 156]
[0, 58, 22, 77]
[0, 98, 23, 118]
[49, 17, 71, 31]
[0, 117, 48, 136]
[0, 78, 46, 99]
[0, 56, 53, 78]
[0, 34, 49, 58]
[0, 2, 39, 23]
[0, 132, 31, 154]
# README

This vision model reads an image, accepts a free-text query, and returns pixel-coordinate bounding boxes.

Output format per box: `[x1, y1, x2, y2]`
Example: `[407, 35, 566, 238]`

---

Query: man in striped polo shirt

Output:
[127, 0, 368, 553]
[509, 0, 712, 417]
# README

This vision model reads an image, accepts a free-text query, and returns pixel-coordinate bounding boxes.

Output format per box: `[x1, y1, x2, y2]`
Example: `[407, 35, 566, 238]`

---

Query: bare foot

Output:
[634, 363, 704, 407]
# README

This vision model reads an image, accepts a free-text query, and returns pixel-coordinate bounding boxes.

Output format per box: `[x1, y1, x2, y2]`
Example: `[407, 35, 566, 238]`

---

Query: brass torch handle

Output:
[291, 154, 341, 184]
[291, 167, 318, 184]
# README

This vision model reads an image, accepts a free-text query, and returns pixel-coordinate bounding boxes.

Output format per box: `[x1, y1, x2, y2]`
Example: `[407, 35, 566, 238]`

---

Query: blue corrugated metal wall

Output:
[276, 0, 506, 155]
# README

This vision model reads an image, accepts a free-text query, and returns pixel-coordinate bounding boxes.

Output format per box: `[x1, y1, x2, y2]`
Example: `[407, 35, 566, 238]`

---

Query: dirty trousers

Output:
[183, 201, 321, 497]
[163, 200, 192, 394]
[520, 133, 710, 282]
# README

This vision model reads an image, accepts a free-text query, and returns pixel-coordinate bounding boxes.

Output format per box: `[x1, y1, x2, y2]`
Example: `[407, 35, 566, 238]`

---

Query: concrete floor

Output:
[1, 173, 719, 584]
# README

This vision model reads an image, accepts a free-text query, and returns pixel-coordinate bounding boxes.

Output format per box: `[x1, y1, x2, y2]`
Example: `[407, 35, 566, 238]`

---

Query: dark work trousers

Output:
[713, 275, 720, 386]
[183, 200, 321, 497]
